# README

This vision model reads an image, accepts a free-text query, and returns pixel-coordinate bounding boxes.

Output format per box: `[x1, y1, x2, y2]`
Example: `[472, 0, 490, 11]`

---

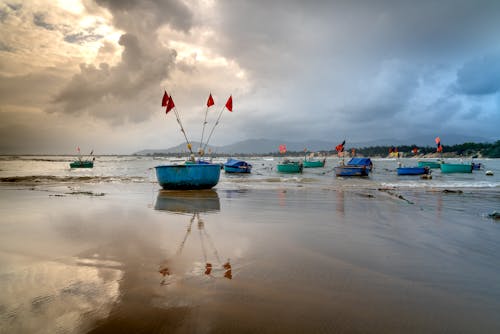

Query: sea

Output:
[1, 155, 499, 190]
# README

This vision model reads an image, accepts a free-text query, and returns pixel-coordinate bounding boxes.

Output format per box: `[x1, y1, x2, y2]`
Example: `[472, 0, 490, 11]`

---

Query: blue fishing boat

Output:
[334, 165, 370, 176]
[347, 158, 373, 171]
[224, 158, 252, 173]
[397, 166, 430, 175]
[155, 92, 233, 190]
[155, 163, 221, 190]
[472, 162, 482, 170]
[334, 158, 373, 177]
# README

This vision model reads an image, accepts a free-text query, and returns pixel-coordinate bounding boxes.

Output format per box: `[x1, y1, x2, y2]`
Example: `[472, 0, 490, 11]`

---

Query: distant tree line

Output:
[139, 141, 500, 158]
[354, 141, 500, 158]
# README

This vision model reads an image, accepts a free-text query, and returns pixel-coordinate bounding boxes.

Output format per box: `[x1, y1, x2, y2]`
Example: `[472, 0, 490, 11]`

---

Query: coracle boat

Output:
[277, 159, 303, 173]
[417, 160, 442, 169]
[440, 163, 472, 173]
[155, 92, 233, 190]
[70, 160, 94, 168]
[303, 158, 325, 168]
[397, 166, 430, 175]
[155, 162, 221, 190]
[224, 158, 252, 173]
[334, 158, 373, 177]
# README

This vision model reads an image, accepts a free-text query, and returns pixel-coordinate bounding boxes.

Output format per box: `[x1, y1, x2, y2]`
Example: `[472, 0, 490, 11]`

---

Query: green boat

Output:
[417, 160, 442, 169]
[277, 160, 303, 173]
[303, 158, 325, 168]
[70, 160, 94, 168]
[440, 163, 472, 173]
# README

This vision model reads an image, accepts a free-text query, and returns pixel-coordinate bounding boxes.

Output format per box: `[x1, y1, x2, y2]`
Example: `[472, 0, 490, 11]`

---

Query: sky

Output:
[0, 0, 499, 154]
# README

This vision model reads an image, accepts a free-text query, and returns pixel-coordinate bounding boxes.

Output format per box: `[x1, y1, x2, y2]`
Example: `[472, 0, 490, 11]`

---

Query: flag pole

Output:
[199, 105, 210, 156]
[172, 106, 194, 156]
[202, 104, 226, 152]
[167, 92, 193, 156]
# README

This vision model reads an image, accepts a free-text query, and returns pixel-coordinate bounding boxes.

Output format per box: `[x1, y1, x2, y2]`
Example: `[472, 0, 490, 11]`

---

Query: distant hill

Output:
[134, 142, 218, 155]
[134, 135, 496, 155]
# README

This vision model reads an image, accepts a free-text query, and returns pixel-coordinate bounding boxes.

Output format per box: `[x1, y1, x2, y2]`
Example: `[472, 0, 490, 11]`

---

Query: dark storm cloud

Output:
[33, 12, 55, 30]
[455, 53, 500, 95]
[51, 0, 193, 123]
[208, 0, 500, 142]
[52, 33, 176, 122]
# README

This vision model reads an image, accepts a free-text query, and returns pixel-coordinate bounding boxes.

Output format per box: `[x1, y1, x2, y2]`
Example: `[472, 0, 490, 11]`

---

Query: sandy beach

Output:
[1, 175, 499, 333]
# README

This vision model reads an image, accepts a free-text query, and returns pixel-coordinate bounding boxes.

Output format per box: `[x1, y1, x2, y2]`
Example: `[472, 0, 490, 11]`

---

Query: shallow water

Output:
[1, 157, 500, 333]
[1, 156, 499, 190]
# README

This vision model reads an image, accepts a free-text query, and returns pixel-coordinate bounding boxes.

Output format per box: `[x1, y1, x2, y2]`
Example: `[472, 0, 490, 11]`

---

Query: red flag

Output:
[161, 91, 169, 107]
[207, 93, 214, 107]
[435, 137, 441, 145]
[166, 96, 175, 113]
[77, 146, 80, 153]
[279, 144, 286, 154]
[225, 95, 233, 112]
[335, 141, 345, 152]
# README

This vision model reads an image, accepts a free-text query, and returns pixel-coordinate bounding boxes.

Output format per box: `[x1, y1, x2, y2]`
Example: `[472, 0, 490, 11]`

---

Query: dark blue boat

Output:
[334, 158, 373, 177]
[347, 158, 373, 171]
[472, 162, 482, 170]
[223, 158, 252, 173]
[397, 166, 430, 175]
[334, 165, 370, 176]
[155, 163, 221, 190]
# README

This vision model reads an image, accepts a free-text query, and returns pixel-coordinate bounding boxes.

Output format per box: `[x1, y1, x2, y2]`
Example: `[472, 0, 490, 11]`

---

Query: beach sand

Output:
[1, 182, 500, 333]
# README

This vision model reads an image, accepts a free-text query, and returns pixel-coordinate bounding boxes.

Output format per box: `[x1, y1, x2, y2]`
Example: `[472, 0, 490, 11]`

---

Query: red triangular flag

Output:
[162, 91, 169, 107]
[207, 93, 214, 107]
[166, 96, 175, 113]
[225, 95, 233, 112]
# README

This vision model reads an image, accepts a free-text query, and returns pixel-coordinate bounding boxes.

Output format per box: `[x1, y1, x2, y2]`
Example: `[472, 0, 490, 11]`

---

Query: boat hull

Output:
[397, 167, 429, 175]
[155, 164, 221, 190]
[70, 161, 94, 168]
[334, 166, 369, 177]
[303, 160, 325, 168]
[224, 165, 252, 173]
[417, 161, 441, 169]
[440, 163, 472, 173]
[277, 162, 303, 173]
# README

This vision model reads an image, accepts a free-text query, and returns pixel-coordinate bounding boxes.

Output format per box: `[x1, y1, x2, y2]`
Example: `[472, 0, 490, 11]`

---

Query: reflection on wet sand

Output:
[155, 190, 232, 285]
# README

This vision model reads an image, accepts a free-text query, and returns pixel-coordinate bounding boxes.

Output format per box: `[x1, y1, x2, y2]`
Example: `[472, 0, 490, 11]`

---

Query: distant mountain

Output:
[134, 142, 218, 155]
[134, 135, 496, 155]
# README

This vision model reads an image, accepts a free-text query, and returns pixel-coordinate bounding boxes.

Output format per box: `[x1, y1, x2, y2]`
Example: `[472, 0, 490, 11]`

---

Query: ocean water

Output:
[1, 155, 499, 190]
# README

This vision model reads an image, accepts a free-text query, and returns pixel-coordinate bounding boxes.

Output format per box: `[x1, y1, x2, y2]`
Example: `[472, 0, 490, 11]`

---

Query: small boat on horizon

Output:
[70, 148, 95, 168]
[70, 159, 94, 168]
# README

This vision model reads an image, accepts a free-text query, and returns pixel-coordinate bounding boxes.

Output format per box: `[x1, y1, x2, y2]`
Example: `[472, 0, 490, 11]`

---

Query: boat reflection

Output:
[154, 190, 232, 283]
[154, 189, 220, 214]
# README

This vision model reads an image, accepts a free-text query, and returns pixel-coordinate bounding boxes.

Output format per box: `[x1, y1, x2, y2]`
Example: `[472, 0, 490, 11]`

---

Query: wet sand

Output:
[1, 183, 500, 333]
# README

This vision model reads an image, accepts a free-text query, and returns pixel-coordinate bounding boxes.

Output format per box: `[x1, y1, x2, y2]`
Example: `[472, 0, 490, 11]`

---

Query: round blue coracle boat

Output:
[155, 163, 221, 190]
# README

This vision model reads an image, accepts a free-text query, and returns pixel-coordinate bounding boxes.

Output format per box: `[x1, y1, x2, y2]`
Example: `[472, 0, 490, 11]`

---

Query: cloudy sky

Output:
[1, 0, 499, 154]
